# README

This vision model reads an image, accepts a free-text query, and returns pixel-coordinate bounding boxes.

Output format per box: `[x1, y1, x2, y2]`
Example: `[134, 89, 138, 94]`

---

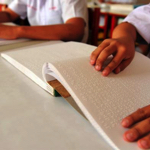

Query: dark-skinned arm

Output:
[0, 8, 85, 41]
[90, 22, 137, 76]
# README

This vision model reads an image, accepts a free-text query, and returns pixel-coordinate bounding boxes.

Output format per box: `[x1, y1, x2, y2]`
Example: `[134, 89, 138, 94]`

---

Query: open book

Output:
[1, 41, 150, 150]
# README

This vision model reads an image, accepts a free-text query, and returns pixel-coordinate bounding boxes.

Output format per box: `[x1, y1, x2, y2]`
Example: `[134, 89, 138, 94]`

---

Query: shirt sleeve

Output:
[123, 4, 150, 44]
[60, 0, 87, 23]
[8, 0, 27, 19]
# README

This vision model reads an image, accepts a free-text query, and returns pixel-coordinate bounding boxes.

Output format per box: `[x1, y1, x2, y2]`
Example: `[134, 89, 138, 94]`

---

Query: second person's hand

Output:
[90, 22, 137, 76]
[90, 37, 135, 76]
[122, 105, 150, 149]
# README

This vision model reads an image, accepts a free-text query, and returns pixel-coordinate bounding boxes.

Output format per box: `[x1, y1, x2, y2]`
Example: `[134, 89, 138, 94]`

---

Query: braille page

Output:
[44, 52, 150, 150]
[1, 41, 95, 95]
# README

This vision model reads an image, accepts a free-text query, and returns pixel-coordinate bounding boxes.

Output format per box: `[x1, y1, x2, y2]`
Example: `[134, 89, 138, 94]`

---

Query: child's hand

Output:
[121, 105, 150, 149]
[90, 37, 135, 76]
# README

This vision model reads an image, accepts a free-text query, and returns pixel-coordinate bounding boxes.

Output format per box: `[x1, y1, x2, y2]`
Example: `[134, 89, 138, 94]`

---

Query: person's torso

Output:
[9, 0, 88, 43]
[26, 0, 63, 25]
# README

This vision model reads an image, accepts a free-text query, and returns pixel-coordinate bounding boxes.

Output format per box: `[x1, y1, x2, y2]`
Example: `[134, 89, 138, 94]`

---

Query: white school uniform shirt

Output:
[8, 0, 88, 43]
[123, 4, 150, 44]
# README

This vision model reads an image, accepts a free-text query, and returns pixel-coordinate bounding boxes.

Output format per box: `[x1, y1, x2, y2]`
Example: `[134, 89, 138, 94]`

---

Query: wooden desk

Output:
[0, 41, 111, 150]
[105, 11, 129, 37]
[88, 3, 132, 41]
[100, 9, 131, 38]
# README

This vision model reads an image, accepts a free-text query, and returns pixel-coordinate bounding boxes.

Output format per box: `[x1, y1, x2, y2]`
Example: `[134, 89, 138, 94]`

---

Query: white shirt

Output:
[123, 4, 150, 44]
[8, 0, 88, 43]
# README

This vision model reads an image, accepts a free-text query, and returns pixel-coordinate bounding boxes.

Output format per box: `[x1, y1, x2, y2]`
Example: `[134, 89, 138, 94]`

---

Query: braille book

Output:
[1, 41, 150, 150]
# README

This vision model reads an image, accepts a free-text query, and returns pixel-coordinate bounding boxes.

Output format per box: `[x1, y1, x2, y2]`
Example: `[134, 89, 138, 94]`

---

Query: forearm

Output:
[0, 18, 85, 41]
[112, 22, 137, 42]
[17, 23, 84, 41]
[0, 11, 12, 23]
[0, 8, 20, 23]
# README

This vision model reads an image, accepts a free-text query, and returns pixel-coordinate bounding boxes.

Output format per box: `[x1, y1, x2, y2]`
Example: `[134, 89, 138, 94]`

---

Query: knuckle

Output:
[146, 118, 150, 125]
[106, 65, 113, 72]
[96, 58, 103, 64]
[101, 49, 110, 56]
[111, 40, 127, 52]
[107, 60, 118, 70]
[97, 44, 104, 49]
[133, 127, 141, 137]
[128, 114, 135, 123]
[111, 40, 118, 45]
[111, 59, 117, 66]
[91, 51, 98, 57]
[136, 108, 147, 119]
[99, 39, 110, 47]
[120, 46, 127, 53]
[111, 39, 122, 46]
[103, 39, 110, 43]
[147, 133, 150, 140]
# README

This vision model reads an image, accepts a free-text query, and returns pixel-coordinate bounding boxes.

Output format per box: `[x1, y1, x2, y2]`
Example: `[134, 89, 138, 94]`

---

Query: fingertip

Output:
[121, 119, 130, 128]
[102, 71, 109, 76]
[102, 68, 110, 76]
[138, 140, 150, 149]
[137, 140, 145, 149]
[123, 131, 137, 142]
[95, 65, 101, 71]
[90, 51, 97, 65]
[90, 59, 95, 65]
[123, 132, 128, 142]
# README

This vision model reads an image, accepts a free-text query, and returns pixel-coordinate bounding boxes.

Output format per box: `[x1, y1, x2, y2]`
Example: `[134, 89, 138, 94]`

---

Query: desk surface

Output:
[0, 41, 112, 150]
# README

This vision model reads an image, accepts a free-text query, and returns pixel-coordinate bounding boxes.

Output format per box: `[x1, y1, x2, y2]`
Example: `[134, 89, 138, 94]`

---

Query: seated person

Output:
[90, 4, 150, 76]
[0, 0, 88, 43]
[90, 4, 150, 149]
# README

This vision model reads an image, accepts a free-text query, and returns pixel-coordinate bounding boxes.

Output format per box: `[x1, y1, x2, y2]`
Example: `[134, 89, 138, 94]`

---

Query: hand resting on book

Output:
[90, 22, 136, 77]
[121, 105, 150, 149]
[90, 37, 135, 77]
